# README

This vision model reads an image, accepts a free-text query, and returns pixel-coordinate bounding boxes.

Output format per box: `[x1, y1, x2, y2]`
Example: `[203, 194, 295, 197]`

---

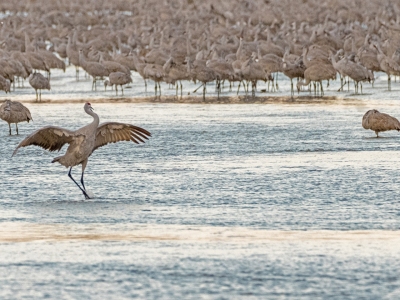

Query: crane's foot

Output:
[83, 191, 91, 199]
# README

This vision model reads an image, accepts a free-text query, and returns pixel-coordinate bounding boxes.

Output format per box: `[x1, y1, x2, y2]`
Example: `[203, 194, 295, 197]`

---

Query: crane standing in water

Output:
[13, 103, 151, 199]
[0, 100, 32, 135]
[362, 109, 400, 137]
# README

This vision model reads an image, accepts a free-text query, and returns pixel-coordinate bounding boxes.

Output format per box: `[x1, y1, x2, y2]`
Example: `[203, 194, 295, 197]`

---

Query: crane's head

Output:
[3, 99, 11, 111]
[85, 102, 94, 112]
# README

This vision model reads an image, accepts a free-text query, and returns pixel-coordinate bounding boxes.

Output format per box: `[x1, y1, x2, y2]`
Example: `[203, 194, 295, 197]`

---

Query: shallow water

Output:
[1, 69, 400, 298]
[2, 63, 400, 102]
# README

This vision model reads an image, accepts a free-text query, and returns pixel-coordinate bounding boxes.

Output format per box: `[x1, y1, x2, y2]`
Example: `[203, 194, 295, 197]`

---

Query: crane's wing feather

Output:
[10, 101, 33, 122]
[12, 126, 75, 156]
[375, 112, 400, 130]
[93, 122, 151, 152]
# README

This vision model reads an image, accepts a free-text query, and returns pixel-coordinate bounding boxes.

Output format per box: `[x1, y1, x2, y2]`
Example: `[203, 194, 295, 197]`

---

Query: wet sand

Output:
[1, 222, 399, 243]
[15, 94, 356, 105]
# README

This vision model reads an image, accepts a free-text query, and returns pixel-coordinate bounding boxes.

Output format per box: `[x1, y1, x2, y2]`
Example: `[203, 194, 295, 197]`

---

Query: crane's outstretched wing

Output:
[93, 122, 151, 152]
[12, 126, 75, 156]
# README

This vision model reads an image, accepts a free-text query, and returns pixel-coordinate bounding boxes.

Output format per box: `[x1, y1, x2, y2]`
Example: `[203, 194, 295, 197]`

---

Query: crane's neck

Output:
[85, 107, 100, 128]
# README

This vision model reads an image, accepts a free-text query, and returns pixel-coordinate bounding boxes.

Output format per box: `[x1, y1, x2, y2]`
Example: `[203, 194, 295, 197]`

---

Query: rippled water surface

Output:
[1, 68, 400, 298]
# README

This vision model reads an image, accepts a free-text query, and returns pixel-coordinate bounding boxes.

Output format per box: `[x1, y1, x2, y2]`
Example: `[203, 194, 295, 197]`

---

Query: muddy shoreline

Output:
[10, 95, 366, 105]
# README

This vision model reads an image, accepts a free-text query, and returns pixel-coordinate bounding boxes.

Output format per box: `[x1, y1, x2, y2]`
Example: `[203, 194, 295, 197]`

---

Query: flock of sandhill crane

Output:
[1, 0, 400, 99]
[3, 0, 400, 198]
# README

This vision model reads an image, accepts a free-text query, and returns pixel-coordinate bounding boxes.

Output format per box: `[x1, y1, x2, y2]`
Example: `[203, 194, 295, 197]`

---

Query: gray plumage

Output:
[0, 75, 11, 93]
[362, 109, 400, 137]
[163, 57, 189, 98]
[105, 72, 132, 95]
[282, 59, 305, 97]
[186, 57, 215, 101]
[100, 53, 130, 75]
[12, 103, 151, 199]
[79, 49, 109, 90]
[297, 63, 336, 96]
[241, 54, 269, 97]
[0, 100, 32, 135]
[29, 72, 51, 101]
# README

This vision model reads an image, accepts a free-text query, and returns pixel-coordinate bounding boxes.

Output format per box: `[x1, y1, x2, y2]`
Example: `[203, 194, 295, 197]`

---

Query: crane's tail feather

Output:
[52, 156, 62, 163]
[12, 148, 19, 157]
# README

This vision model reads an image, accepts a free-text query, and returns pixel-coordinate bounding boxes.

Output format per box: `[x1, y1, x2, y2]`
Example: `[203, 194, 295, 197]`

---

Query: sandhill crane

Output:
[7, 59, 28, 88]
[130, 51, 149, 92]
[373, 42, 400, 91]
[99, 53, 130, 75]
[66, 34, 81, 81]
[330, 51, 371, 94]
[362, 109, 400, 137]
[144, 47, 169, 66]
[0, 100, 32, 135]
[302, 46, 331, 68]
[104, 72, 132, 95]
[10, 51, 33, 79]
[29, 72, 51, 102]
[79, 49, 109, 90]
[343, 59, 371, 94]
[297, 63, 336, 96]
[283, 47, 301, 64]
[357, 44, 380, 85]
[241, 53, 269, 97]
[143, 64, 164, 97]
[186, 57, 215, 101]
[113, 51, 137, 72]
[36, 46, 66, 78]
[257, 53, 283, 92]
[0, 75, 11, 93]
[51, 37, 68, 60]
[24, 33, 50, 74]
[225, 54, 244, 94]
[329, 50, 348, 91]
[163, 57, 188, 98]
[206, 52, 234, 98]
[0, 59, 16, 86]
[282, 58, 305, 97]
[13, 103, 151, 199]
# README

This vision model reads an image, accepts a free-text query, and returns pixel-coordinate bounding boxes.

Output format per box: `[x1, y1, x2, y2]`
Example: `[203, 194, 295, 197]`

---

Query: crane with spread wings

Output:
[12, 103, 151, 199]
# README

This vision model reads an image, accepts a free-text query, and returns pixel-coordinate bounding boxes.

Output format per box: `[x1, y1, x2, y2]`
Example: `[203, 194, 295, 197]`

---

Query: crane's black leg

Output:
[80, 171, 86, 191]
[16, 123, 18, 135]
[8, 123, 11, 135]
[68, 167, 90, 199]
[291, 78, 293, 98]
[193, 83, 203, 93]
